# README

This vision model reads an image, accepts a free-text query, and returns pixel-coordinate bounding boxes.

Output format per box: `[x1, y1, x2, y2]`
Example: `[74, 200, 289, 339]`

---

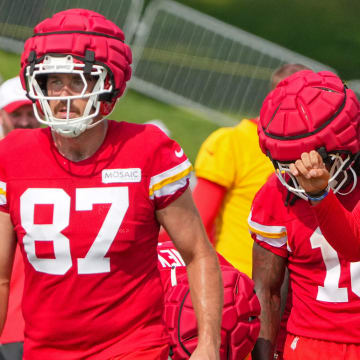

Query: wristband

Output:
[306, 185, 330, 202]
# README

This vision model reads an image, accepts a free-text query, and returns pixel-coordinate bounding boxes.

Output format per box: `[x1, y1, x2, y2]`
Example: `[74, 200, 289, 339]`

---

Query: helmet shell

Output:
[20, 8, 132, 100]
[164, 265, 261, 360]
[258, 70, 360, 162]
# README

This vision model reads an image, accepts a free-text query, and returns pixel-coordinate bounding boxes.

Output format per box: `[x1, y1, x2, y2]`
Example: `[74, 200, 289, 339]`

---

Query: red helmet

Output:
[163, 265, 261, 360]
[258, 70, 360, 199]
[20, 9, 132, 137]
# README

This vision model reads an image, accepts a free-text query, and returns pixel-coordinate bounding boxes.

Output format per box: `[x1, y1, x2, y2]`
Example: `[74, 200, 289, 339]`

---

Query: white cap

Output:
[0, 76, 32, 113]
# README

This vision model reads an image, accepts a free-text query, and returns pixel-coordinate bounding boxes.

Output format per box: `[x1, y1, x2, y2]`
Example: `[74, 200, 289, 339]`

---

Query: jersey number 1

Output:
[310, 227, 360, 302]
[20, 187, 129, 275]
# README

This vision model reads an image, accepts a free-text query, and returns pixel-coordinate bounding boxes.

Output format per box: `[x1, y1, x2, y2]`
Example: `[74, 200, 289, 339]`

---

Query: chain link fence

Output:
[130, 0, 335, 125]
[0, 0, 143, 53]
[0, 0, 339, 125]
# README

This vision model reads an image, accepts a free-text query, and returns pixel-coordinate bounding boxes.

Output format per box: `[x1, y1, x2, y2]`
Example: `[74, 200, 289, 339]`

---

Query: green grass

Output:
[0, 50, 21, 78]
[0, 50, 219, 163]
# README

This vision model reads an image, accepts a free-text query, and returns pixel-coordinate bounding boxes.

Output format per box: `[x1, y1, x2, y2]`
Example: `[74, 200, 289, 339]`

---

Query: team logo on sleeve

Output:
[0, 181, 6, 205]
[102, 168, 142, 183]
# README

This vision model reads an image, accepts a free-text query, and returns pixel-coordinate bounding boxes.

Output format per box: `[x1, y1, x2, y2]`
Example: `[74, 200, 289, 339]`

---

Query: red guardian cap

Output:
[19, 9, 132, 137]
[258, 70, 360, 199]
[20, 8, 132, 100]
[258, 70, 360, 163]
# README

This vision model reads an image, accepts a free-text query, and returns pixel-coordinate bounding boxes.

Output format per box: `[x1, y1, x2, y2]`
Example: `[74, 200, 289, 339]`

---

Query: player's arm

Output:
[156, 188, 223, 360]
[311, 193, 360, 261]
[290, 150, 360, 261]
[192, 177, 226, 245]
[0, 211, 16, 334]
[251, 242, 287, 360]
[158, 178, 225, 245]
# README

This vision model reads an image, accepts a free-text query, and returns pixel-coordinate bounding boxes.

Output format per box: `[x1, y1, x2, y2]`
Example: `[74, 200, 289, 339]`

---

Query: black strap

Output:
[178, 289, 192, 357]
[28, 50, 37, 75]
[84, 50, 95, 74]
[32, 30, 124, 43]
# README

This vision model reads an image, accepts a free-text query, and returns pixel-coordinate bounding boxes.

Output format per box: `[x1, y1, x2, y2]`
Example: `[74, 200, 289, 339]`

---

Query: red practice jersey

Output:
[248, 173, 360, 343]
[0, 246, 25, 343]
[0, 120, 192, 360]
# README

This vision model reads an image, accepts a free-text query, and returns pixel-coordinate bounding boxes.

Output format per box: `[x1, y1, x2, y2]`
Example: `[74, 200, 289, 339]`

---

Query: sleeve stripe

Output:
[0, 181, 6, 205]
[149, 160, 193, 196]
[254, 233, 288, 248]
[248, 210, 287, 239]
[150, 176, 189, 200]
[248, 223, 287, 239]
[150, 170, 192, 198]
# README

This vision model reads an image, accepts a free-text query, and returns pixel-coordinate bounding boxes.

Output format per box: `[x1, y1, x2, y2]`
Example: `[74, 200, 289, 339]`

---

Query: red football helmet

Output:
[158, 242, 260, 360]
[258, 70, 360, 199]
[20, 9, 132, 137]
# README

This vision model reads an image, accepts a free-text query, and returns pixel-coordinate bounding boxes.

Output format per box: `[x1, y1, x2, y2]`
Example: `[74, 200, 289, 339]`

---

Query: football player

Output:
[249, 70, 360, 359]
[0, 9, 223, 360]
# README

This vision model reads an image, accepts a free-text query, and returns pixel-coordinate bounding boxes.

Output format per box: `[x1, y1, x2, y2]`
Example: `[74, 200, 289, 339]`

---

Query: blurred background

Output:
[0, 0, 358, 162]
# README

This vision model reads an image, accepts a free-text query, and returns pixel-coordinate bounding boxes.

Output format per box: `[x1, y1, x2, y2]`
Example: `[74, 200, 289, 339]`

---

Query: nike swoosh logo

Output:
[175, 148, 184, 158]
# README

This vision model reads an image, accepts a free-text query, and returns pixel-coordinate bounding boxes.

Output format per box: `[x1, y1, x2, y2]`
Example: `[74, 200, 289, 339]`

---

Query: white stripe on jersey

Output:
[150, 176, 190, 200]
[248, 210, 287, 239]
[0, 181, 6, 205]
[253, 233, 288, 248]
[149, 159, 192, 199]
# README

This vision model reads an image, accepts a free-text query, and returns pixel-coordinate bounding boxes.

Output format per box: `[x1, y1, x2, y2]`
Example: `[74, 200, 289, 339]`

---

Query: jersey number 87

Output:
[20, 187, 129, 275]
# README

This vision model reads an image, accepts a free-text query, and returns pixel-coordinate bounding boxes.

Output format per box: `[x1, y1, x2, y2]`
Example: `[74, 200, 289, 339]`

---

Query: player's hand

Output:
[289, 150, 330, 195]
[189, 344, 220, 360]
[0, 110, 14, 138]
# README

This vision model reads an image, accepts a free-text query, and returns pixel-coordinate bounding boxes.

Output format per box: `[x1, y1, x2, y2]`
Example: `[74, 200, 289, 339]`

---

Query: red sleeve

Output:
[312, 190, 360, 261]
[147, 125, 192, 210]
[248, 175, 289, 259]
[192, 177, 226, 245]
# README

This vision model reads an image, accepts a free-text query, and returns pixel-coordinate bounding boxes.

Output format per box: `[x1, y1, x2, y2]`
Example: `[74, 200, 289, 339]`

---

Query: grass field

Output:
[0, 50, 220, 163]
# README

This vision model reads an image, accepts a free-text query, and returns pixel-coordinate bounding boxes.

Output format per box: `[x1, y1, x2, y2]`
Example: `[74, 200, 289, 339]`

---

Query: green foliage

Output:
[0, 50, 22, 79]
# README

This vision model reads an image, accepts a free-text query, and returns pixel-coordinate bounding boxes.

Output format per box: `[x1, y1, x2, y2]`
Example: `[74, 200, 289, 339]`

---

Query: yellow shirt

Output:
[195, 119, 274, 276]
